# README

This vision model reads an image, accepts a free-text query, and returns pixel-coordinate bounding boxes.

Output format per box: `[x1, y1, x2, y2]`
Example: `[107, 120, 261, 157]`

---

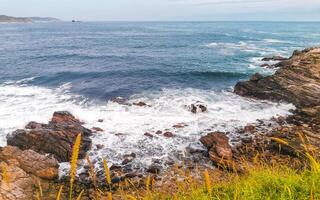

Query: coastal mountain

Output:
[0, 15, 59, 23]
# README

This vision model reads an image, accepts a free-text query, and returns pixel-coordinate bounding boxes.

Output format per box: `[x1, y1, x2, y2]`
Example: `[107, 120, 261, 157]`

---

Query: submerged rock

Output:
[7, 111, 92, 162]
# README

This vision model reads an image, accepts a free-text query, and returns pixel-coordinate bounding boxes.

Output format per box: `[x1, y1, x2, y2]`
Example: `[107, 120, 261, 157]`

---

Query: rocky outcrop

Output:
[7, 111, 92, 162]
[0, 146, 59, 179]
[200, 132, 233, 168]
[235, 47, 320, 108]
[0, 146, 59, 200]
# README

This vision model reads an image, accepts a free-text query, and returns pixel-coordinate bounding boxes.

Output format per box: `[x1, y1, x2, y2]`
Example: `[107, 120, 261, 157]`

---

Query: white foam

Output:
[263, 39, 288, 44]
[0, 83, 294, 171]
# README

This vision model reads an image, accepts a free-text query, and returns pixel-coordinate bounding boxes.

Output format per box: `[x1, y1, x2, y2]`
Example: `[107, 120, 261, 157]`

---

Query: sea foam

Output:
[0, 82, 294, 171]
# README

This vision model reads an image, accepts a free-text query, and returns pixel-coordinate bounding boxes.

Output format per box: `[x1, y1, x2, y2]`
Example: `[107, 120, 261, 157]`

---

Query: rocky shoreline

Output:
[1, 47, 319, 199]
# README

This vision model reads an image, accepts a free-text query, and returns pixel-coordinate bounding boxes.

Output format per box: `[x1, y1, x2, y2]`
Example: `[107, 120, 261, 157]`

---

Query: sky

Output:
[1, 0, 320, 21]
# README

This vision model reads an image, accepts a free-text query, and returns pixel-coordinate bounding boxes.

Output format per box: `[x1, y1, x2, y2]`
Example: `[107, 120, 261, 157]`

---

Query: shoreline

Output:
[1, 47, 320, 199]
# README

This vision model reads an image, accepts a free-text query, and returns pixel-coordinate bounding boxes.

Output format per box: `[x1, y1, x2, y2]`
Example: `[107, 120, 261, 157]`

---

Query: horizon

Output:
[1, 0, 320, 22]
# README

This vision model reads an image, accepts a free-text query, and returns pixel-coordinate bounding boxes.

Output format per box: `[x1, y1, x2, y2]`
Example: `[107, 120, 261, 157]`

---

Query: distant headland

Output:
[0, 15, 60, 23]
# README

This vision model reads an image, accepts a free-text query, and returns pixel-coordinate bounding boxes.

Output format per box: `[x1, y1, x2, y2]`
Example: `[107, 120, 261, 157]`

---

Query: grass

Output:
[135, 162, 320, 200]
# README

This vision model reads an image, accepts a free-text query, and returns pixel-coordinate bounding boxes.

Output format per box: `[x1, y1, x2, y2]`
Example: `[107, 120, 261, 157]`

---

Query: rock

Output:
[51, 111, 82, 124]
[92, 127, 104, 132]
[163, 132, 174, 138]
[189, 102, 207, 113]
[7, 111, 92, 162]
[147, 164, 161, 174]
[244, 124, 256, 133]
[262, 55, 287, 61]
[133, 101, 147, 107]
[155, 130, 162, 135]
[249, 73, 263, 82]
[173, 123, 187, 128]
[0, 161, 36, 200]
[235, 48, 320, 108]
[98, 119, 104, 123]
[96, 144, 104, 150]
[25, 121, 47, 129]
[111, 97, 128, 105]
[144, 132, 153, 138]
[122, 153, 136, 165]
[200, 132, 233, 166]
[0, 146, 59, 180]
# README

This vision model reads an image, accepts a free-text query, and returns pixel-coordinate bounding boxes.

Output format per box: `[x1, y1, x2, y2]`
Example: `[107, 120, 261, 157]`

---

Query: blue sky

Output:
[1, 0, 320, 21]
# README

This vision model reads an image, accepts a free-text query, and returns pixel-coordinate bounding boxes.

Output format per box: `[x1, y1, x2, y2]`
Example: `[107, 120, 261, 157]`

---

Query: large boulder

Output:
[200, 132, 233, 167]
[234, 48, 320, 108]
[7, 111, 92, 162]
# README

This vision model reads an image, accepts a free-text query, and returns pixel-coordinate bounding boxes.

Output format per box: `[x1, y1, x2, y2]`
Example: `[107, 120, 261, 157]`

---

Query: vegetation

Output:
[2, 133, 319, 200]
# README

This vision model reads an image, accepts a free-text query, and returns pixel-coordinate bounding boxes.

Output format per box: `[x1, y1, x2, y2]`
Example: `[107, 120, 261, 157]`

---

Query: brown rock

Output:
[235, 48, 320, 108]
[92, 127, 104, 132]
[249, 73, 263, 82]
[173, 123, 187, 128]
[144, 132, 153, 138]
[0, 161, 36, 200]
[0, 146, 59, 180]
[244, 124, 256, 133]
[262, 55, 287, 61]
[133, 101, 147, 107]
[200, 132, 233, 164]
[163, 132, 174, 138]
[155, 130, 162, 135]
[7, 111, 92, 162]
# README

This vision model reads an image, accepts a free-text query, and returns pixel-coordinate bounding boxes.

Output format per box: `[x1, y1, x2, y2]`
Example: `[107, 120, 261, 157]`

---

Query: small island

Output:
[0, 15, 60, 23]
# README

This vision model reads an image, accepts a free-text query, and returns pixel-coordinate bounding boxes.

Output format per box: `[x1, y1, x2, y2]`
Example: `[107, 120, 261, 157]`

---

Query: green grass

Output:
[140, 161, 320, 200]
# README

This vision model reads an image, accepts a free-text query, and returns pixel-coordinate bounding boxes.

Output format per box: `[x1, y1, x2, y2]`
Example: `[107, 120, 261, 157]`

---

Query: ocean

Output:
[0, 21, 319, 168]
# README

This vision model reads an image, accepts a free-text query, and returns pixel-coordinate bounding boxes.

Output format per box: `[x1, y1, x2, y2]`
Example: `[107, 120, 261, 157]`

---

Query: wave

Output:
[0, 83, 294, 174]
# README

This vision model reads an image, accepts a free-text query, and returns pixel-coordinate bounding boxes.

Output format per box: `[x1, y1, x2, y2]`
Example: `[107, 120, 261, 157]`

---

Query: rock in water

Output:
[200, 132, 233, 167]
[234, 48, 320, 108]
[7, 111, 92, 162]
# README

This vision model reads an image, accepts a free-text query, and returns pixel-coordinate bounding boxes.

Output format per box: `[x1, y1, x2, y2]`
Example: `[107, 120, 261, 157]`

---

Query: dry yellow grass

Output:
[203, 169, 212, 197]
[56, 185, 64, 200]
[103, 158, 112, 186]
[1, 163, 10, 187]
[69, 133, 82, 200]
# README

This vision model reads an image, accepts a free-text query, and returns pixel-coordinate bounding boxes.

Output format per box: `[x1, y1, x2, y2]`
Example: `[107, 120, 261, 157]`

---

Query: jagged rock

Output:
[0, 146, 59, 180]
[235, 48, 320, 108]
[262, 55, 287, 61]
[200, 132, 233, 166]
[7, 111, 92, 162]
[0, 161, 36, 200]
[249, 73, 263, 82]
[189, 102, 207, 113]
